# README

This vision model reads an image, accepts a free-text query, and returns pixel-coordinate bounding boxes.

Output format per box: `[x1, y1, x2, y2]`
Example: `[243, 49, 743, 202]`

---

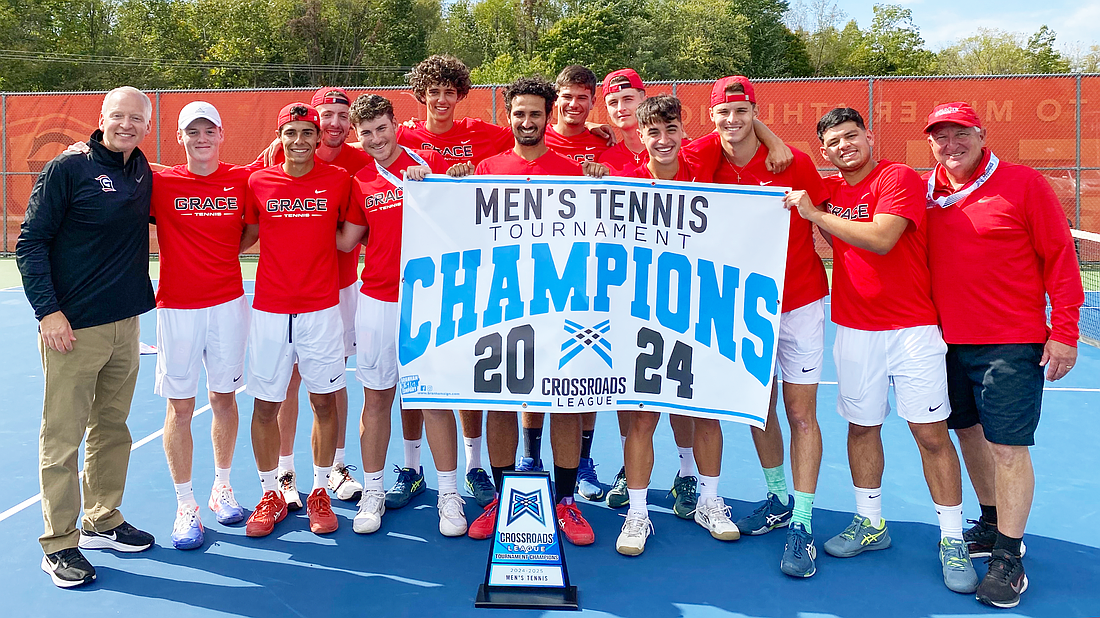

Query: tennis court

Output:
[1, 258, 1098, 617]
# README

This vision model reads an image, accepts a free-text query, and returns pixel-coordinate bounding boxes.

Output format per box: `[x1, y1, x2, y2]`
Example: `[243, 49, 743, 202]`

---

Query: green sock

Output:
[763, 465, 789, 505]
[792, 490, 815, 533]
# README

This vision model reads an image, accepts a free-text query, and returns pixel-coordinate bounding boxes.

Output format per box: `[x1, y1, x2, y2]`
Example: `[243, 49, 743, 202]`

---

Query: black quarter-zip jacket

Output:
[16, 129, 156, 330]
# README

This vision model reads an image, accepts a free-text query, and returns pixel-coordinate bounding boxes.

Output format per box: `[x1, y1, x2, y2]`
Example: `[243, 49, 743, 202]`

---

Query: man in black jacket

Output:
[16, 86, 157, 588]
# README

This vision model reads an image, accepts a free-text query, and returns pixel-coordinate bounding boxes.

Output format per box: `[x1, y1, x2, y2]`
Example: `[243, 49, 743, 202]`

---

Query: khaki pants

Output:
[38, 316, 140, 554]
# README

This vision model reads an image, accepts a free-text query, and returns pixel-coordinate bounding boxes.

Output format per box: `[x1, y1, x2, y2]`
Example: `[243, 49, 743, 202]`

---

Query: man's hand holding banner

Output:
[398, 175, 790, 427]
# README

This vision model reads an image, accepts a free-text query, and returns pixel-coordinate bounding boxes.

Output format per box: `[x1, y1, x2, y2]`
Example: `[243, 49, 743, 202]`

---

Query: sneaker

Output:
[385, 465, 425, 509]
[823, 514, 891, 558]
[277, 470, 303, 511]
[208, 484, 246, 525]
[607, 466, 629, 509]
[736, 492, 794, 536]
[78, 521, 155, 552]
[515, 457, 543, 472]
[576, 457, 605, 501]
[465, 468, 496, 507]
[780, 522, 817, 578]
[328, 464, 363, 502]
[41, 548, 96, 588]
[964, 518, 1027, 558]
[616, 511, 653, 556]
[438, 492, 468, 537]
[307, 488, 339, 534]
[976, 548, 1028, 608]
[940, 537, 979, 593]
[171, 504, 205, 550]
[353, 489, 386, 534]
[468, 498, 499, 540]
[556, 500, 595, 545]
[670, 473, 697, 519]
[246, 490, 288, 537]
[693, 497, 740, 541]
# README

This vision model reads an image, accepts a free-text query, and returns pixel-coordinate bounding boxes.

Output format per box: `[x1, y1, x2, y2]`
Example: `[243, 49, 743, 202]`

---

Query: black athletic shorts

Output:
[944, 343, 1044, 446]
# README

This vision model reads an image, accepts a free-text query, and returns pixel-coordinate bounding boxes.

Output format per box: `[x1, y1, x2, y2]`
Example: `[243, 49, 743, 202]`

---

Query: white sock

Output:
[213, 467, 231, 488]
[438, 469, 458, 496]
[174, 480, 197, 507]
[364, 469, 385, 492]
[313, 465, 329, 491]
[464, 436, 483, 472]
[627, 488, 648, 517]
[333, 447, 346, 468]
[935, 502, 964, 540]
[620, 434, 627, 450]
[278, 454, 295, 473]
[404, 439, 422, 470]
[854, 486, 882, 528]
[677, 446, 695, 477]
[259, 468, 279, 493]
[698, 474, 720, 503]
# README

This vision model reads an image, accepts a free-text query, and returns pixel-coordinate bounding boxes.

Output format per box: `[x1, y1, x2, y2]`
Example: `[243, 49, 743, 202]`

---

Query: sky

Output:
[825, 0, 1100, 52]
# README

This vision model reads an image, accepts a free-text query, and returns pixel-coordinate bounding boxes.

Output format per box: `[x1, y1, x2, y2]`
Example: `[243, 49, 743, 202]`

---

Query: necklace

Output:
[721, 143, 758, 183]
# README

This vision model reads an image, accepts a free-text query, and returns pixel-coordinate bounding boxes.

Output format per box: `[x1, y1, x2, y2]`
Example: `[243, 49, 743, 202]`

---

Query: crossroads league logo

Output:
[506, 489, 546, 526]
[559, 319, 612, 368]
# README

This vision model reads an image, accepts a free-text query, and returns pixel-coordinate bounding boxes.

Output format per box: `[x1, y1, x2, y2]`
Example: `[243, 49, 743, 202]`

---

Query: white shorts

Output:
[775, 298, 825, 385]
[246, 305, 347, 403]
[154, 295, 250, 399]
[354, 294, 399, 391]
[339, 282, 359, 357]
[834, 324, 950, 426]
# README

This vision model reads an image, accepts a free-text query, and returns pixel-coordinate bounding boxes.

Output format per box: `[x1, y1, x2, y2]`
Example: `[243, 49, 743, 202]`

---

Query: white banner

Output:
[398, 175, 790, 427]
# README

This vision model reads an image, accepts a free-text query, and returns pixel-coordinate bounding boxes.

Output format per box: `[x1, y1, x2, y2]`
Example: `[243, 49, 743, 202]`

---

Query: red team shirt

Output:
[345, 149, 449, 302]
[925, 149, 1084, 346]
[152, 162, 253, 309]
[258, 143, 370, 288]
[824, 161, 937, 331]
[397, 118, 513, 165]
[599, 141, 648, 175]
[544, 126, 611, 162]
[626, 153, 703, 182]
[686, 133, 830, 312]
[245, 161, 351, 314]
[475, 149, 583, 176]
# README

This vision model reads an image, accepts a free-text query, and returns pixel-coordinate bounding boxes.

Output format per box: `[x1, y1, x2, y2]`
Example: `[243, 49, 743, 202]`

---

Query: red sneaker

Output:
[307, 488, 339, 534]
[468, 497, 499, 540]
[556, 500, 594, 545]
[246, 490, 288, 537]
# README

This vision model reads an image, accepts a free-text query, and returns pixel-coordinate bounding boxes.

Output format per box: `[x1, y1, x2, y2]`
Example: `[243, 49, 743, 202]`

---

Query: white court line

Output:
[0, 384, 247, 524]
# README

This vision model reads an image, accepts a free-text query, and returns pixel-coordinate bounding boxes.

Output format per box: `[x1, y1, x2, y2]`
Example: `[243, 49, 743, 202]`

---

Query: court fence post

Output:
[155, 91, 162, 165]
[2, 93, 6, 254]
[867, 77, 874, 133]
[491, 86, 497, 125]
[1076, 73, 1082, 229]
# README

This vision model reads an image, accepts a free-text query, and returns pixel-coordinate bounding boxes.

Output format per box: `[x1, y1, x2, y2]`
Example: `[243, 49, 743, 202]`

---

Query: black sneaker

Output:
[976, 548, 1028, 609]
[41, 548, 96, 588]
[964, 518, 1026, 558]
[78, 521, 154, 553]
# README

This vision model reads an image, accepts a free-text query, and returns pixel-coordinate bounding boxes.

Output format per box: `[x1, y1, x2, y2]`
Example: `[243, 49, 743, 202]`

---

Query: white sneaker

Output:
[328, 464, 363, 501]
[277, 469, 303, 511]
[616, 511, 653, 556]
[438, 492, 468, 537]
[353, 489, 386, 534]
[694, 496, 741, 540]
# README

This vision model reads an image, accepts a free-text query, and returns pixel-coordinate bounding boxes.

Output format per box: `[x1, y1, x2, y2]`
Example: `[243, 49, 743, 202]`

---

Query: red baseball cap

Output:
[924, 102, 982, 133]
[710, 76, 756, 107]
[601, 69, 645, 94]
[311, 87, 351, 107]
[277, 102, 320, 130]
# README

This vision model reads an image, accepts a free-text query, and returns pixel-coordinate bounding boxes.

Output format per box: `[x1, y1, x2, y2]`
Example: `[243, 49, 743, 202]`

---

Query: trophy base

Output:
[475, 584, 579, 610]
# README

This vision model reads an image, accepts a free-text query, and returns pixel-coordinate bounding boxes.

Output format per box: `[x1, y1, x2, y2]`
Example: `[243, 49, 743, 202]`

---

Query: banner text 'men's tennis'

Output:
[398, 175, 790, 426]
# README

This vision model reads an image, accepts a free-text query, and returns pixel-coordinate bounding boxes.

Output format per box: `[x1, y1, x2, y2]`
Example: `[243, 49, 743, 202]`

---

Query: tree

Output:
[1025, 25, 1070, 73]
[860, 4, 935, 75]
[936, 29, 1031, 75]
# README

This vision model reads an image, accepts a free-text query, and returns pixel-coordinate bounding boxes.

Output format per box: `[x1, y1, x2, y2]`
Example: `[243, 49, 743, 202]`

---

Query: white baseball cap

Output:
[178, 101, 222, 130]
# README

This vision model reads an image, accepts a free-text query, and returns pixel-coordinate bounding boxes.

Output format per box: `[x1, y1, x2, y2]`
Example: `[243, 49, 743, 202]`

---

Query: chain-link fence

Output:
[3, 75, 1099, 256]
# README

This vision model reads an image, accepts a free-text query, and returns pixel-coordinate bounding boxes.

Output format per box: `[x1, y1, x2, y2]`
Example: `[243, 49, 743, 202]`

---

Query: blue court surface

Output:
[2, 280, 1099, 618]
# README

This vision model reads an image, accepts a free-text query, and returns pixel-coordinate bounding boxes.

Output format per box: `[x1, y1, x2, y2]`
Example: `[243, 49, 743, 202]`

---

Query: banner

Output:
[397, 175, 790, 426]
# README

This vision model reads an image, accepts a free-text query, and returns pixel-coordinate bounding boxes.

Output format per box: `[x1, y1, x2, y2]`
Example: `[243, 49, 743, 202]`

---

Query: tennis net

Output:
[1073, 229, 1100, 347]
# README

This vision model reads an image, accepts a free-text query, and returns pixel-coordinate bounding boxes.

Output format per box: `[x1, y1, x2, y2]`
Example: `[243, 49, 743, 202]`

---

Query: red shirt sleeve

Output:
[874, 164, 926, 228]
[491, 124, 514, 155]
[1023, 171, 1085, 346]
[425, 151, 450, 174]
[244, 176, 261, 224]
[792, 152, 829, 205]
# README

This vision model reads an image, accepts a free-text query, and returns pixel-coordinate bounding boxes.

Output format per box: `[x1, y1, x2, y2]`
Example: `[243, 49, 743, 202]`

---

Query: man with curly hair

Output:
[386, 54, 518, 513]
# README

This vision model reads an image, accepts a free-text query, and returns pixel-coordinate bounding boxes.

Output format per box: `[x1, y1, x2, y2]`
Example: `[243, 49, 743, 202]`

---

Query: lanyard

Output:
[926, 151, 999, 208]
[375, 147, 430, 188]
